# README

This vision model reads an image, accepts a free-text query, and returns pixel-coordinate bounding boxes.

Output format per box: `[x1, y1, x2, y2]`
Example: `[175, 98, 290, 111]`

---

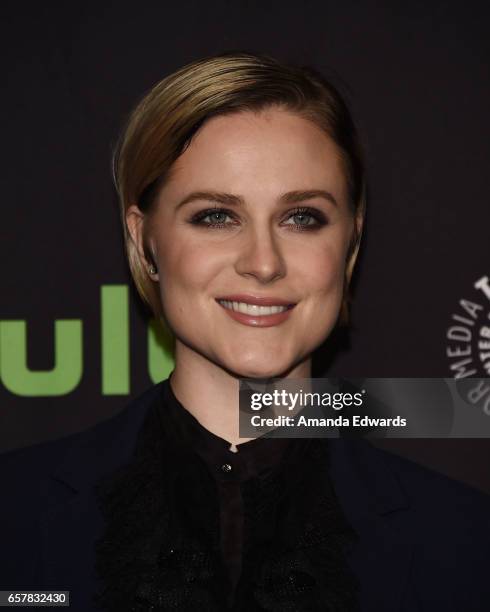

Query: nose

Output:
[234, 224, 287, 284]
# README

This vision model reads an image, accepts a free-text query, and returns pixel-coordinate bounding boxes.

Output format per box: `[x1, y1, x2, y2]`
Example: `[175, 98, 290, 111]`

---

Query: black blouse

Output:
[94, 379, 360, 611]
[161, 377, 299, 606]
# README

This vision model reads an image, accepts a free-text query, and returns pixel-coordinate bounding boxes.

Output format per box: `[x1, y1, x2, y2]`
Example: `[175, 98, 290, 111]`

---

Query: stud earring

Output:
[148, 265, 157, 275]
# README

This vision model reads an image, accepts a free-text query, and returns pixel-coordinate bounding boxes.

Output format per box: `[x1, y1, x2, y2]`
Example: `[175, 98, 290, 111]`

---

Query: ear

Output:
[345, 211, 364, 284]
[126, 204, 158, 279]
[126, 204, 146, 260]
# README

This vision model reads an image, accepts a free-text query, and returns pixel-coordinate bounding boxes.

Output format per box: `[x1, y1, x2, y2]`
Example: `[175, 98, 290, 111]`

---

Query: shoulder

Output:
[0, 383, 168, 592]
[368, 443, 490, 574]
[0, 381, 167, 488]
[332, 438, 490, 555]
[382, 445, 490, 606]
[374, 442, 490, 518]
[335, 441, 490, 607]
[338, 437, 490, 511]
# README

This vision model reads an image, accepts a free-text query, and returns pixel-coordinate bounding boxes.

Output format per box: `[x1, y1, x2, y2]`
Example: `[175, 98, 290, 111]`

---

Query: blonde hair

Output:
[113, 51, 366, 322]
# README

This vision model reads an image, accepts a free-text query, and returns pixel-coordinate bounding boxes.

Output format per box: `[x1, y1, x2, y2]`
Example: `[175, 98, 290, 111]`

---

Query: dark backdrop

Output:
[1, 0, 489, 491]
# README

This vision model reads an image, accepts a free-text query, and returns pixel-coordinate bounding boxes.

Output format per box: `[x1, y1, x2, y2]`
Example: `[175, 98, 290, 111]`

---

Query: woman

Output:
[1, 52, 489, 611]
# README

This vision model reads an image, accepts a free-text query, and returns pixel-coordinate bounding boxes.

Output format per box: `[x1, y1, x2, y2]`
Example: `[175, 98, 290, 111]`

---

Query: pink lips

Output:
[216, 294, 295, 306]
[215, 294, 296, 327]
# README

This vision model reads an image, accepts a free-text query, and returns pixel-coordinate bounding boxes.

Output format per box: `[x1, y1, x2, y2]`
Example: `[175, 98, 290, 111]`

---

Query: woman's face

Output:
[129, 108, 359, 379]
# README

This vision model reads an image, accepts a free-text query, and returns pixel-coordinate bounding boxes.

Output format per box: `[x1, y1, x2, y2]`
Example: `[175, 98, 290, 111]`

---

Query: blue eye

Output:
[284, 210, 317, 227]
[282, 207, 327, 230]
[189, 208, 238, 228]
[202, 211, 231, 225]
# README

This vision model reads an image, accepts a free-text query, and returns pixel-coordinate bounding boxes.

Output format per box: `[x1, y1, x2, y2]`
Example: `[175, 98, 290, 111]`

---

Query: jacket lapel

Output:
[39, 385, 160, 606]
[329, 439, 415, 611]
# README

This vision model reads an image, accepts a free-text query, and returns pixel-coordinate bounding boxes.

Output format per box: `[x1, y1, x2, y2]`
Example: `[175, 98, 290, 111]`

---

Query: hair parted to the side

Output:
[113, 51, 366, 324]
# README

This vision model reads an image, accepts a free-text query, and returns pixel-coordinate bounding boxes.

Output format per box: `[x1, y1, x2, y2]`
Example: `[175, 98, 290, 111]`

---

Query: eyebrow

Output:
[175, 189, 338, 210]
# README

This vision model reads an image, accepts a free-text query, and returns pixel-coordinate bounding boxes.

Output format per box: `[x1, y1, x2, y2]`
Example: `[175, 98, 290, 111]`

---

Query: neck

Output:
[170, 341, 312, 447]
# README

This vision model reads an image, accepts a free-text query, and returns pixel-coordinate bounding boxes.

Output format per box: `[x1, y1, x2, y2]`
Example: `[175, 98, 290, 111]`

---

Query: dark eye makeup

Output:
[188, 206, 328, 231]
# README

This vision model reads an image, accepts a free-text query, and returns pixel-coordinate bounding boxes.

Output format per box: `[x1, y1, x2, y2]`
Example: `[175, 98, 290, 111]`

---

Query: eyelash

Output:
[189, 206, 328, 231]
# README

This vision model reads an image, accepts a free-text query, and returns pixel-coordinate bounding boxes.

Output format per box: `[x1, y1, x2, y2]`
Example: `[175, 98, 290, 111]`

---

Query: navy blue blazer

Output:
[1, 381, 490, 611]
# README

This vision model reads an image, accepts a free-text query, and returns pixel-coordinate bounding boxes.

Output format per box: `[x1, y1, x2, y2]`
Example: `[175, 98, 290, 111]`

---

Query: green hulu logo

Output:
[0, 285, 174, 396]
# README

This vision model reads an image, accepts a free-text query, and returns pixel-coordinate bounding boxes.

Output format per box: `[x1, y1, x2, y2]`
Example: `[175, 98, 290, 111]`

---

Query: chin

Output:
[223, 355, 299, 380]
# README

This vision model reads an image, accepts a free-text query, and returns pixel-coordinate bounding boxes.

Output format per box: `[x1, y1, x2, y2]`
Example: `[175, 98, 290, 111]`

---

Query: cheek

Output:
[293, 241, 348, 347]
[156, 235, 221, 299]
[295, 240, 347, 299]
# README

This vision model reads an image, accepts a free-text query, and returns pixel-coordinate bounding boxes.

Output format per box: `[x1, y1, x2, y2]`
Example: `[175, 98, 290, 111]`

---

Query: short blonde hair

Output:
[113, 51, 366, 322]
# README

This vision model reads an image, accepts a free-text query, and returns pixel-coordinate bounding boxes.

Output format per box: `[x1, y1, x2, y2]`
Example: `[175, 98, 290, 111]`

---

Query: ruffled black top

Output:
[158, 377, 294, 605]
[93, 378, 360, 611]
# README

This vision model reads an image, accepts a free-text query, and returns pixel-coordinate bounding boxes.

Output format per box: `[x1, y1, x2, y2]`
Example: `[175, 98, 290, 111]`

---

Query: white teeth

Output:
[218, 300, 289, 316]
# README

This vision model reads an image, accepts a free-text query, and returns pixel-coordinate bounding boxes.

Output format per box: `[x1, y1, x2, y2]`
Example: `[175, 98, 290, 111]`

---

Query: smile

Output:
[217, 300, 290, 315]
[215, 297, 296, 327]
